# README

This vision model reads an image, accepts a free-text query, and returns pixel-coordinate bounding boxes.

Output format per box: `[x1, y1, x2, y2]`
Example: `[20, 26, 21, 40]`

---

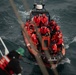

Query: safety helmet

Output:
[16, 47, 25, 56]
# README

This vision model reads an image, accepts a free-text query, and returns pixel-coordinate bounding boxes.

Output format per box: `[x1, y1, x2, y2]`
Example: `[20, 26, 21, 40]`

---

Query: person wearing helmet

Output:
[24, 19, 30, 30]
[51, 41, 58, 55]
[41, 14, 48, 25]
[40, 26, 50, 36]
[48, 19, 56, 29]
[48, 20, 57, 36]
[51, 25, 60, 36]
[55, 31, 64, 51]
[27, 24, 35, 36]
[51, 30, 62, 41]
[49, 21, 61, 39]
[51, 29, 63, 51]
[33, 15, 38, 22]
[33, 15, 41, 26]
[55, 31, 63, 38]
[31, 32, 39, 46]
[55, 25, 60, 31]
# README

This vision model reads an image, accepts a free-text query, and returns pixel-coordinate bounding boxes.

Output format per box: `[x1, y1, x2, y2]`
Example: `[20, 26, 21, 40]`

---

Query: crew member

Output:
[49, 20, 61, 38]
[51, 30, 62, 41]
[31, 32, 39, 46]
[24, 19, 30, 30]
[51, 41, 58, 55]
[41, 14, 48, 25]
[55, 31, 64, 51]
[52, 25, 60, 35]
[27, 24, 35, 36]
[49, 19, 57, 26]
[40, 26, 50, 36]
[33, 15, 40, 26]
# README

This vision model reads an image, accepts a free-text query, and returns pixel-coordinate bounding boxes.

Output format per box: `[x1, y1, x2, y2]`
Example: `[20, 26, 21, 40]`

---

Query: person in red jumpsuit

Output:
[33, 15, 41, 26]
[31, 32, 38, 46]
[55, 31, 64, 51]
[27, 24, 35, 36]
[41, 14, 48, 26]
[24, 19, 30, 30]
[40, 26, 50, 36]
[50, 41, 58, 55]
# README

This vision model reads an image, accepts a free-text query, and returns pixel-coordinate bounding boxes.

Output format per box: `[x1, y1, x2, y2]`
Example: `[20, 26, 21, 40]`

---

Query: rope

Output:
[9, 0, 49, 75]
[11, 0, 59, 74]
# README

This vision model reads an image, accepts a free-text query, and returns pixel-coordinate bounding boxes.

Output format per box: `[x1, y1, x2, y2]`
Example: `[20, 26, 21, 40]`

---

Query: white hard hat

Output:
[36, 4, 43, 9]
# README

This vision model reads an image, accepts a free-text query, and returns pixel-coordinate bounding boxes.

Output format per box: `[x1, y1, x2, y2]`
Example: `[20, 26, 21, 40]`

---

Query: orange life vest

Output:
[27, 24, 35, 36]
[33, 16, 40, 26]
[56, 38, 63, 45]
[51, 31, 63, 41]
[40, 26, 50, 35]
[41, 16, 48, 25]
[51, 43, 57, 53]
[24, 22, 30, 31]
[57, 32, 63, 38]
[31, 33, 38, 45]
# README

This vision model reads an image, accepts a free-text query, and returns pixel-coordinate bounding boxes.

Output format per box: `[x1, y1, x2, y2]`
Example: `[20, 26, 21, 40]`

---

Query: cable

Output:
[9, 0, 49, 75]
